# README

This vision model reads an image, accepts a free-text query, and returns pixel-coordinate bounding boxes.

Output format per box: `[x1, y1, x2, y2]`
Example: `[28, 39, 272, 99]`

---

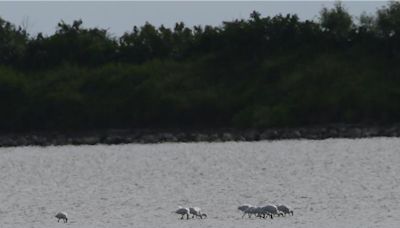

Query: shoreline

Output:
[1, 124, 400, 147]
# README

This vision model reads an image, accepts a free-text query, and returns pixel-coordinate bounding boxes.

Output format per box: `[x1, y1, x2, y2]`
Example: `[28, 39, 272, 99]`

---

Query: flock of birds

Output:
[237, 204, 293, 219]
[54, 204, 293, 223]
[175, 207, 208, 220]
[174, 203, 293, 220]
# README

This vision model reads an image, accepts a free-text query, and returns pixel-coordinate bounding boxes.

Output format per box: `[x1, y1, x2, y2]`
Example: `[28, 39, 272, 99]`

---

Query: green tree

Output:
[24, 19, 117, 69]
[320, 1, 353, 40]
[0, 17, 28, 66]
[376, 1, 400, 38]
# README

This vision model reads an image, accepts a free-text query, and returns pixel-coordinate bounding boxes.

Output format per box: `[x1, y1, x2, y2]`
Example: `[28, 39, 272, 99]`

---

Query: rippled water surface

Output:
[0, 138, 399, 227]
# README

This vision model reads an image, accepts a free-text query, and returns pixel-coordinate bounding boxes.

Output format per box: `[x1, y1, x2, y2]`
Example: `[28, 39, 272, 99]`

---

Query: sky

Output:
[0, 1, 390, 37]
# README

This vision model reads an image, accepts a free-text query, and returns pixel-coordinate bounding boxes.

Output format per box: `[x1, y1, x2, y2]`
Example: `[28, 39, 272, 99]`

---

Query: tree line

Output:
[1, 1, 400, 131]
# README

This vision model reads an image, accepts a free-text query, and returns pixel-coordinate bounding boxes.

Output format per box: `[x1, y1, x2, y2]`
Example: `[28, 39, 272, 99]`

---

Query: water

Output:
[0, 138, 399, 227]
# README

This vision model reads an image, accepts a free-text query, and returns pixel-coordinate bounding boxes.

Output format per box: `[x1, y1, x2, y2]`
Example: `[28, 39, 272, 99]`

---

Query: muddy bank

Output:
[1, 124, 400, 147]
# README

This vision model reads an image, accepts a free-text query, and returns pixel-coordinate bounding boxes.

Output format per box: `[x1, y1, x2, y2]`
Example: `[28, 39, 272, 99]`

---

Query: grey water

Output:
[0, 138, 399, 227]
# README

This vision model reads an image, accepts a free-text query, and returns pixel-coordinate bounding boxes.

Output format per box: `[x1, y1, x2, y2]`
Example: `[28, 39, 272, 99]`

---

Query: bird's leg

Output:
[181, 215, 184, 219]
[58, 219, 60, 223]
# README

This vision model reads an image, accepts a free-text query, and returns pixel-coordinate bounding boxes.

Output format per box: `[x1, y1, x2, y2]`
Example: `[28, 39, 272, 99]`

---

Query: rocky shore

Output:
[1, 124, 400, 147]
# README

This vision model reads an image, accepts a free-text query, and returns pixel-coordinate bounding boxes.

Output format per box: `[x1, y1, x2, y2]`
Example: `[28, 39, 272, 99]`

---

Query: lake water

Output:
[0, 138, 399, 227]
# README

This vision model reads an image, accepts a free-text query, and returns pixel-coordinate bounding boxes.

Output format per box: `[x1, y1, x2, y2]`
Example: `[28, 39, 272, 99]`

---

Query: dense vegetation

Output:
[1, 1, 400, 132]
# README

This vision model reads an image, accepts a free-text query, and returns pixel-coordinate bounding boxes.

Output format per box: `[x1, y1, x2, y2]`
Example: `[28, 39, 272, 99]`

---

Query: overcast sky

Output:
[0, 1, 390, 37]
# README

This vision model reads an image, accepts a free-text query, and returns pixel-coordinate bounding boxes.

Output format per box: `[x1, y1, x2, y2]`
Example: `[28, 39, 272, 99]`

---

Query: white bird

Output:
[55, 211, 68, 223]
[261, 204, 282, 218]
[175, 207, 190, 220]
[277, 204, 293, 216]
[238, 204, 252, 212]
[242, 206, 261, 218]
[253, 207, 265, 218]
[238, 204, 253, 218]
[189, 207, 207, 219]
[238, 204, 252, 218]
